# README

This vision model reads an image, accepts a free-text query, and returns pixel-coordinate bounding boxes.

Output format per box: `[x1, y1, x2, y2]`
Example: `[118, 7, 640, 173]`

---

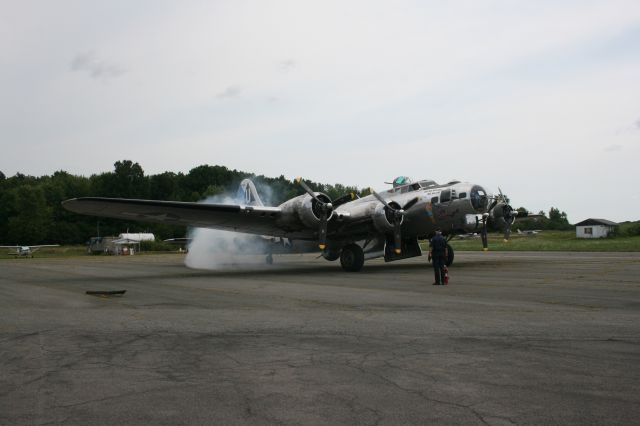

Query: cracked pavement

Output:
[1, 252, 639, 425]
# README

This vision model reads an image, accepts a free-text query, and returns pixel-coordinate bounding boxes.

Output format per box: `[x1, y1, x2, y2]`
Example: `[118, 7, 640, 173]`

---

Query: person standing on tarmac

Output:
[428, 230, 448, 285]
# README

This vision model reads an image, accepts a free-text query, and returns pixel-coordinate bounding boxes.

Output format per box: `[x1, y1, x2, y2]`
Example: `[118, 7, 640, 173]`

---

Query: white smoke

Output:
[184, 181, 278, 270]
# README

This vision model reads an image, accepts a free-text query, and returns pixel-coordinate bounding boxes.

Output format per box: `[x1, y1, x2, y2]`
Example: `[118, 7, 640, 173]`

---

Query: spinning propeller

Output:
[296, 177, 333, 250]
[370, 189, 419, 254]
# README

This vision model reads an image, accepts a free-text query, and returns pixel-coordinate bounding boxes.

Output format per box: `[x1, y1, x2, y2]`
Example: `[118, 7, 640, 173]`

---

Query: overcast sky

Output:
[1, 1, 639, 222]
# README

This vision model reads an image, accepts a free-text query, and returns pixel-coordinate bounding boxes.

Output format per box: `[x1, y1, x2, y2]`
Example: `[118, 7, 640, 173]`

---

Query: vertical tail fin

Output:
[237, 179, 264, 206]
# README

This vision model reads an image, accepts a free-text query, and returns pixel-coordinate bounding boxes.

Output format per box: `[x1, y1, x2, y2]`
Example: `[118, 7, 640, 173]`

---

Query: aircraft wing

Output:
[63, 197, 289, 237]
[28, 245, 59, 253]
[0, 246, 20, 249]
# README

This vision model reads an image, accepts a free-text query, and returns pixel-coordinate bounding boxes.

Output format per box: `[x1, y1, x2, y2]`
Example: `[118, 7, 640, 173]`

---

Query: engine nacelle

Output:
[277, 193, 333, 230]
[491, 202, 513, 221]
[372, 201, 403, 233]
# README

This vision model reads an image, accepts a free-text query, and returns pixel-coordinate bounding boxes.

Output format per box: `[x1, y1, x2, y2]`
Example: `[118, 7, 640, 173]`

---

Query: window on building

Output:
[584, 227, 593, 235]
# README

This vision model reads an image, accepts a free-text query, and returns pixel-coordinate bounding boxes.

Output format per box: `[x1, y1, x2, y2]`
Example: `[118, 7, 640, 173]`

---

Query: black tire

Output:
[340, 244, 365, 272]
[322, 250, 341, 261]
[445, 243, 454, 267]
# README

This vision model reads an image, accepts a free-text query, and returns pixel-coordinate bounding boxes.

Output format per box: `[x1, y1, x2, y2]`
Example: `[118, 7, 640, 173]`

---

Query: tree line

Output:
[0, 161, 360, 245]
[0, 160, 575, 245]
[516, 207, 573, 231]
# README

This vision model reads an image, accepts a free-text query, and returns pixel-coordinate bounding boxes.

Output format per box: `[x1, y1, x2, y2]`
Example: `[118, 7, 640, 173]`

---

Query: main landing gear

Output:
[339, 243, 364, 272]
[445, 243, 454, 267]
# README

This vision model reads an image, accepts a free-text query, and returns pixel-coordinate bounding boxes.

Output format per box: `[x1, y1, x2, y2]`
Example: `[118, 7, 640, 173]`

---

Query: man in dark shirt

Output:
[428, 230, 448, 285]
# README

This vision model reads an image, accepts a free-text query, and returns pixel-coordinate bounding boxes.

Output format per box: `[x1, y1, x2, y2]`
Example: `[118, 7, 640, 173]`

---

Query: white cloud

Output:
[216, 86, 242, 99]
[70, 51, 125, 80]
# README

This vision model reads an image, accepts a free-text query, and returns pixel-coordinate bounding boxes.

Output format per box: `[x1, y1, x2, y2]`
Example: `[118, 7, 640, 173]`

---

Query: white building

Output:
[117, 233, 155, 242]
[111, 233, 156, 255]
[575, 219, 617, 239]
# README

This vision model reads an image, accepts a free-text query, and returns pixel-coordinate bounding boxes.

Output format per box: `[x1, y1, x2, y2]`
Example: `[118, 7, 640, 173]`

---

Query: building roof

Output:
[575, 218, 618, 227]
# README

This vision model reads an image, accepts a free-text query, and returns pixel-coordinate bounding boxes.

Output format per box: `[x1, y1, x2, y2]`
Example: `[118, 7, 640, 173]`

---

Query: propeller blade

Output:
[296, 177, 322, 203]
[403, 197, 419, 211]
[333, 192, 355, 208]
[318, 210, 328, 250]
[481, 214, 488, 251]
[390, 207, 404, 254]
[371, 188, 407, 254]
[393, 223, 402, 254]
[498, 187, 508, 204]
[503, 224, 511, 242]
[296, 177, 333, 250]
[370, 188, 391, 208]
[488, 187, 518, 244]
[497, 203, 515, 242]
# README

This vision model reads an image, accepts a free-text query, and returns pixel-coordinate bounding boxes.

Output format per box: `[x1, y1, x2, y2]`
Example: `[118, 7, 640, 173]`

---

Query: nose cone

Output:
[469, 185, 489, 211]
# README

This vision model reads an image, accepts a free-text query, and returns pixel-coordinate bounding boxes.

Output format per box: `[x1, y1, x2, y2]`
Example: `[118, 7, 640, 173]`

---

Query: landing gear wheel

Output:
[340, 244, 364, 272]
[445, 243, 454, 267]
[322, 250, 341, 261]
[265, 254, 273, 265]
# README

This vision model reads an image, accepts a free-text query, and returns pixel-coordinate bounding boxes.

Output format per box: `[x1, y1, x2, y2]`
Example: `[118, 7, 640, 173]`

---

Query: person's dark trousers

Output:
[432, 256, 445, 284]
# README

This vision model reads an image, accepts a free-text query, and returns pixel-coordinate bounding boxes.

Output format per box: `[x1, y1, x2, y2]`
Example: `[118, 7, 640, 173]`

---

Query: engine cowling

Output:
[372, 201, 403, 233]
[277, 193, 333, 229]
[490, 202, 514, 227]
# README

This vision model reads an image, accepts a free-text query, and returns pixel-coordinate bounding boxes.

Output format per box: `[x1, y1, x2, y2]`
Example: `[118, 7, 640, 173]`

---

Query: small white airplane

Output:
[456, 232, 480, 240]
[1, 245, 60, 258]
[516, 229, 542, 236]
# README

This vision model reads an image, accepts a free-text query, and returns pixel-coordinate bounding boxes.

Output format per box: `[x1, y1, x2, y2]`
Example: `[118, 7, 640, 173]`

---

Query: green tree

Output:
[548, 207, 572, 230]
[184, 165, 234, 200]
[113, 160, 148, 198]
[4, 185, 52, 244]
[149, 171, 180, 200]
[42, 171, 94, 244]
[89, 160, 149, 199]
[515, 207, 548, 230]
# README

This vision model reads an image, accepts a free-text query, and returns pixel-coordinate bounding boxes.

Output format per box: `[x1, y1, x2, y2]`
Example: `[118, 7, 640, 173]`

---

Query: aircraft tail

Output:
[237, 179, 265, 206]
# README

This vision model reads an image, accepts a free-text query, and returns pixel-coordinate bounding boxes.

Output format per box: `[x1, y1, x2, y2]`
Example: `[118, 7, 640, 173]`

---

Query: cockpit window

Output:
[394, 176, 407, 185]
[440, 189, 451, 203]
[419, 180, 437, 188]
[389, 182, 422, 194]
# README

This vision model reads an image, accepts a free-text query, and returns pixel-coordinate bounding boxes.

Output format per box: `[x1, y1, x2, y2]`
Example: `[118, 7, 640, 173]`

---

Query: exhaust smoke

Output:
[184, 181, 278, 271]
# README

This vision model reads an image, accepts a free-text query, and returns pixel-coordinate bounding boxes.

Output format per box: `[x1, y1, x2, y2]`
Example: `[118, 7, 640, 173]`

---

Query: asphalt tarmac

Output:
[1, 251, 639, 425]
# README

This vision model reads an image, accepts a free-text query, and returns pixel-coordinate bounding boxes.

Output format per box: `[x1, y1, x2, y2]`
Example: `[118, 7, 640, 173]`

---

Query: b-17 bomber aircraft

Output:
[1, 245, 60, 258]
[62, 176, 534, 272]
